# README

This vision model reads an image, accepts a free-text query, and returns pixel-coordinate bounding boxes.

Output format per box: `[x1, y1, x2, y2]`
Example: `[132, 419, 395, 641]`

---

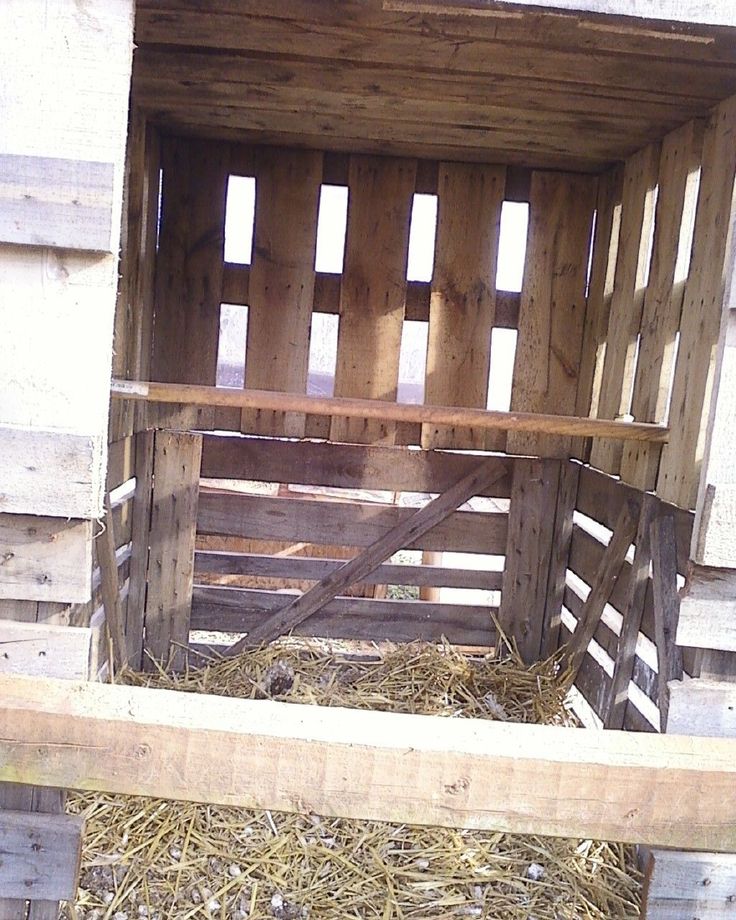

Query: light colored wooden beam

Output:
[2, 673, 736, 851]
[0, 620, 92, 681]
[111, 380, 669, 443]
[677, 566, 736, 653]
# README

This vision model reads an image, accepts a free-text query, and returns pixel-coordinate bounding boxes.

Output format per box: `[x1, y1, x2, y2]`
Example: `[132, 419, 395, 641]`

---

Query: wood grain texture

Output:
[143, 431, 202, 670]
[499, 459, 561, 662]
[677, 565, 736, 653]
[241, 148, 322, 437]
[201, 434, 513, 497]
[331, 155, 416, 444]
[3, 672, 736, 850]
[651, 513, 683, 731]
[642, 848, 736, 920]
[0, 516, 92, 604]
[197, 491, 508, 555]
[667, 679, 736, 738]
[422, 162, 505, 449]
[97, 492, 127, 671]
[590, 142, 660, 474]
[192, 586, 496, 647]
[507, 171, 597, 457]
[620, 120, 704, 490]
[225, 456, 508, 649]
[542, 461, 580, 658]
[657, 95, 736, 510]
[0, 810, 83, 901]
[126, 430, 154, 668]
[0, 620, 91, 681]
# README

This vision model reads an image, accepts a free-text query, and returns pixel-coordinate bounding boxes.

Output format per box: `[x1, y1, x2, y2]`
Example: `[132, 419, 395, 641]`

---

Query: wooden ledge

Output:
[111, 379, 669, 443]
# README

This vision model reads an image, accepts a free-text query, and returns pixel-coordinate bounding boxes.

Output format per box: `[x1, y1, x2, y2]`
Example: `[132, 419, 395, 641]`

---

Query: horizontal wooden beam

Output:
[667, 679, 736, 738]
[1, 674, 736, 851]
[112, 380, 670, 442]
[0, 620, 92, 680]
[677, 566, 736, 653]
[195, 551, 503, 591]
[0, 809, 84, 901]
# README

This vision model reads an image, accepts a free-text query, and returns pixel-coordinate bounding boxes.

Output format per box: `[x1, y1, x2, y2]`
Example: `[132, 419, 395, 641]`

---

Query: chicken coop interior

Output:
[3, 1, 736, 918]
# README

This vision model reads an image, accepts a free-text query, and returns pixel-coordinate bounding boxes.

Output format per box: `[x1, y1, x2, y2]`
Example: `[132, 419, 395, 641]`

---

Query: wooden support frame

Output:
[2, 673, 736, 852]
[225, 456, 508, 652]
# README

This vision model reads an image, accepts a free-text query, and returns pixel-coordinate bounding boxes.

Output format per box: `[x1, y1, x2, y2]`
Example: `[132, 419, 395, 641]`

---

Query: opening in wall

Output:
[398, 320, 429, 404]
[224, 175, 256, 265]
[216, 303, 248, 388]
[315, 184, 348, 274]
[407, 193, 438, 282]
[487, 328, 518, 411]
[307, 312, 339, 397]
[496, 201, 529, 293]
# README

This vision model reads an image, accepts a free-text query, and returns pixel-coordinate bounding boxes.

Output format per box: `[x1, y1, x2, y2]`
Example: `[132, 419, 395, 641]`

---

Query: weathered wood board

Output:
[0, 810, 83, 901]
[0, 620, 92, 680]
[642, 848, 736, 920]
[677, 566, 736, 653]
[667, 679, 736, 738]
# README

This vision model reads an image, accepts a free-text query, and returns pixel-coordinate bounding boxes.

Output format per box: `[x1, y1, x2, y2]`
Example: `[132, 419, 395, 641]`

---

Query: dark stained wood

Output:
[191, 586, 496, 647]
[542, 461, 580, 658]
[224, 456, 508, 650]
[126, 430, 155, 668]
[650, 513, 684, 731]
[200, 435, 513, 497]
[97, 493, 128, 671]
[197, 490, 508, 555]
[0, 810, 83, 902]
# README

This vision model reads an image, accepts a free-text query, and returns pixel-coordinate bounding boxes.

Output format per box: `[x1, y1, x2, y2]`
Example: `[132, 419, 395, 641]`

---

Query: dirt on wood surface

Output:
[65, 640, 641, 919]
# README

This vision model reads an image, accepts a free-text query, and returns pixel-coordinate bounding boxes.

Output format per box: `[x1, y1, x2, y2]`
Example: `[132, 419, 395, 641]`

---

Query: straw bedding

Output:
[67, 641, 642, 919]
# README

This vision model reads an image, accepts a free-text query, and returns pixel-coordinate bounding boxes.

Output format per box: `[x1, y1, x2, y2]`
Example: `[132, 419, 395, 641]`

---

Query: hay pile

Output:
[67, 641, 642, 919]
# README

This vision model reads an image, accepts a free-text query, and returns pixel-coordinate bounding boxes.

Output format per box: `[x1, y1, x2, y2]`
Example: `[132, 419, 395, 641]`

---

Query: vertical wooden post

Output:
[541, 461, 580, 659]
[650, 513, 683, 731]
[126, 430, 155, 668]
[143, 430, 202, 670]
[499, 459, 562, 663]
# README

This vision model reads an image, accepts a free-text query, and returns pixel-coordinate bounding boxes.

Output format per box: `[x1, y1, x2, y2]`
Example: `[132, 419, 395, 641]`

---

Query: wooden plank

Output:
[422, 162, 505, 450]
[651, 513, 684, 731]
[197, 491, 508, 555]
[575, 165, 624, 443]
[0, 620, 91, 681]
[541, 462, 580, 658]
[0, 515, 92, 604]
[26, 787, 68, 920]
[241, 148, 322, 438]
[192, 586, 495, 647]
[113, 379, 670, 442]
[0, 426, 104, 520]
[126, 430, 154, 668]
[605, 494, 657, 728]
[667, 678, 736, 738]
[150, 136, 230, 429]
[642, 849, 736, 920]
[195, 551, 502, 591]
[620, 120, 704, 490]
[143, 431, 202, 669]
[563, 502, 639, 682]
[4, 672, 736, 850]
[677, 566, 736, 653]
[590, 141, 660, 475]
[507, 171, 597, 457]
[201, 434, 514, 497]
[226, 457, 509, 649]
[499, 459, 561, 662]
[658, 96, 736, 510]
[97, 492, 127, 671]
[0, 153, 114, 252]
[331, 155, 416, 444]
[0, 810, 83, 901]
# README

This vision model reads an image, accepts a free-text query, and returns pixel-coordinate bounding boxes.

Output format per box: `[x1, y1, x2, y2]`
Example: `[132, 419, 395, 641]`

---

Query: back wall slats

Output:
[331, 155, 416, 445]
[422, 162, 505, 450]
[241, 147, 323, 438]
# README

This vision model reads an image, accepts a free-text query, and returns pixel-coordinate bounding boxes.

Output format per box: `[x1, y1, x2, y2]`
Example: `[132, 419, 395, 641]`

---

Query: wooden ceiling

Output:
[132, 0, 736, 172]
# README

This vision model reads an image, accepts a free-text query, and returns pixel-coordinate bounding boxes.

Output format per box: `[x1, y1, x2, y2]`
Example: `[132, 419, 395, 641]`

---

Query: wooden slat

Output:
[112, 379, 670, 442]
[201, 434, 514, 497]
[0, 426, 104, 520]
[564, 502, 639, 682]
[657, 95, 736, 509]
[642, 849, 736, 920]
[150, 136, 230, 429]
[143, 431, 202, 669]
[4, 672, 736, 850]
[226, 456, 507, 649]
[192, 586, 495, 647]
[667, 679, 736, 738]
[0, 516, 92, 604]
[507, 171, 597, 457]
[605, 494, 657, 728]
[499, 459, 561, 662]
[0, 620, 92, 681]
[677, 566, 736, 653]
[331, 155, 416, 444]
[97, 492, 127, 671]
[422, 162, 505, 449]
[651, 513, 684, 730]
[126, 430, 155, 667]
[620, 120, 704, 489]
[195, 551, 502, 591]
[241, 148, 322, 437]
[0, 810, 83, 901]
[197, 491, 508, 555]
[590, 142, 660, 474]
[541, 462, 580, 658]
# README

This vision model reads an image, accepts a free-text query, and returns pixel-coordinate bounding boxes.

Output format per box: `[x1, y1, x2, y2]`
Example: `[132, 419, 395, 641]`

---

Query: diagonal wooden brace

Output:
[224, 456, 508, 654]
